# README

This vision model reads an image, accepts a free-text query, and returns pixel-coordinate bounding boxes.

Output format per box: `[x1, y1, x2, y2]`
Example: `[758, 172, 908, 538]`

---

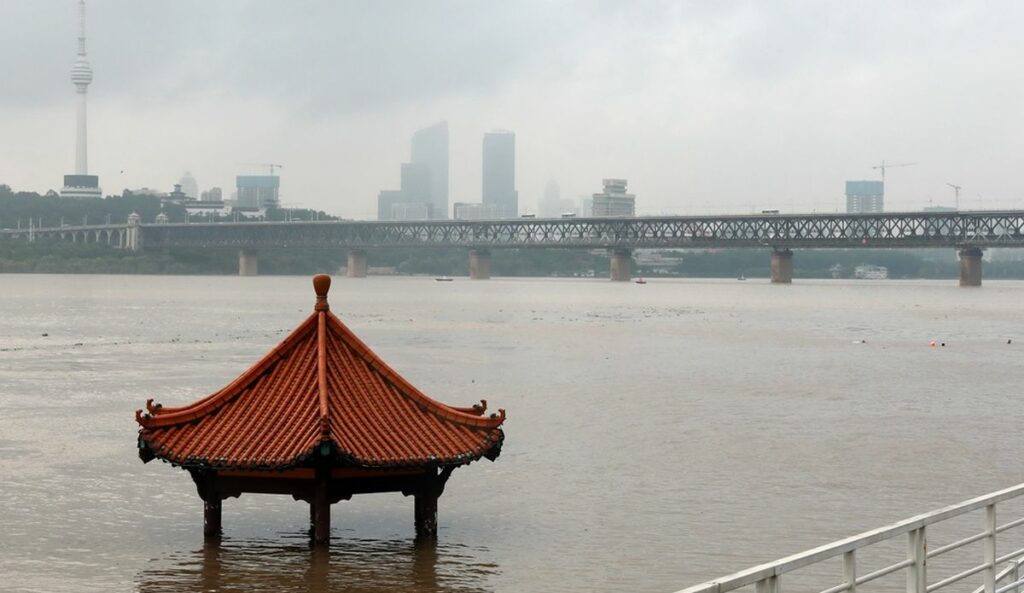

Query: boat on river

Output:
[854, 265, 888, 280]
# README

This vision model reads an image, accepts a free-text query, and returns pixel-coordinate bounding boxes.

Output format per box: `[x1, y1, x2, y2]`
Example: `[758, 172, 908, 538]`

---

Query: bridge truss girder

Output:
[130, 212, 1024, 251]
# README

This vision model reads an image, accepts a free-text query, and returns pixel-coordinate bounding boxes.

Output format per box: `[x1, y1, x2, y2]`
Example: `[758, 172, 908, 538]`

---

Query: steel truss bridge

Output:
[4, 210, 1024, 282]
[62, 210, 1024, 250]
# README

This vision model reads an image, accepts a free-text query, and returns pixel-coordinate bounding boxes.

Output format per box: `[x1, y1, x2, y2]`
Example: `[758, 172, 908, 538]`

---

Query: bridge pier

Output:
[347, 250, 368, 278]
[609, 248, 632, 282]
[770, 248, 793, 284]
[469, 249, 491, 280]
[959, 247, 982, 287]
[238, 249, 259, 276]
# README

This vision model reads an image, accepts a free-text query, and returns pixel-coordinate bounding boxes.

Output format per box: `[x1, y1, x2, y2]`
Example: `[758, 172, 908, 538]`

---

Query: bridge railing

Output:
[675, 483, 1024, 593]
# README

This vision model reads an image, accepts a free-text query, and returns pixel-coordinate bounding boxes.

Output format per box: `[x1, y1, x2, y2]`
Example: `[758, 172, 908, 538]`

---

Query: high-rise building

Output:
[400, 162, 431, 205]
[377, 190, 404, 220]
[846, 180, 884, 213]
[61, 0, 101, 199]
[236, 175, 280, 208]
[378, 122, 448, 220]
[410, 121, 449, 219]
[178, 172, 198, 199]
[539, 178, 561, 218]
[539, 178, 576, 218]
[592, 179, 635, 217]
[482, 131, 517, 218]
[578, 196, 594, 217]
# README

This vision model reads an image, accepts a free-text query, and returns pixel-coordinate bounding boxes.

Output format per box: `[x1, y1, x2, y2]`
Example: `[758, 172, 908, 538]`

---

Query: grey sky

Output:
[1, 1, 1022, 217]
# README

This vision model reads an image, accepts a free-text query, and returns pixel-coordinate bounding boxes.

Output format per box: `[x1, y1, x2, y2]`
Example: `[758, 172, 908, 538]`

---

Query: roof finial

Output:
[313, 274, 331, 311]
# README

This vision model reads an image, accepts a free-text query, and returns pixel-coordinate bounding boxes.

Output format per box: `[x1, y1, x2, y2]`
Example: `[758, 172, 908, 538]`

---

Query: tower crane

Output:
[872, 160, 915, 184]
[946, 182, 962, 211]
[238, 163, 284, 176]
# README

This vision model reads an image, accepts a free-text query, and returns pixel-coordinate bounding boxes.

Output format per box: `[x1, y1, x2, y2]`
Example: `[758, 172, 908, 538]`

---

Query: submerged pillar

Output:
[347, 250, 368, 278]
[203, 499, 222, 539]
[313, 467, 330, 546]
[959, 247, 982, 287]
[414, 492, 439, 540]
[238, 249, 258, 276]
[469, 249, 491, 280]
[770, 248, 793, 284]
[609, 248, 632, 282]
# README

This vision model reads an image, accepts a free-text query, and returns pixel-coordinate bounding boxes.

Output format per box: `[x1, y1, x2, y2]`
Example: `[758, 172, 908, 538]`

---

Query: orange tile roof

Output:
[136, 275, 505, 471]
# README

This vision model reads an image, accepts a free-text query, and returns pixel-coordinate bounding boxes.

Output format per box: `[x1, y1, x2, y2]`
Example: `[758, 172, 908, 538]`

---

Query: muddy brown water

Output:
[2, 274, 1023, 592]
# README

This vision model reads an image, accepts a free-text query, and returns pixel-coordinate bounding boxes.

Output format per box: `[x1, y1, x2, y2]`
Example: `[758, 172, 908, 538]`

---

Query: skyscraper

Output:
[61, 0, 101, 199]
[482, 131, 517, 218]
[410, 121, 449, 219]
[377, 122, 448, 220]
[178, 172, 199, 199]
[539, 178, 575, 218]
[400, 162, 431, 206]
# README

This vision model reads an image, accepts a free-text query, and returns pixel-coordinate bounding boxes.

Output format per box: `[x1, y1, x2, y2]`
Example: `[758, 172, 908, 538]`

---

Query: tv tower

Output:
[61, 0, 102, 199]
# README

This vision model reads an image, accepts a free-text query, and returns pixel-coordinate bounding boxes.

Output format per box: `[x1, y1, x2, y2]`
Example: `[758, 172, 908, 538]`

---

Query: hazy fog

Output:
[1, 1, 1022, 217]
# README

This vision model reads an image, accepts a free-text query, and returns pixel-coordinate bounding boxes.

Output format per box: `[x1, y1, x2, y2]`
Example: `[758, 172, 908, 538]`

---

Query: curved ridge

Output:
[451, 400, 488, 416]
[324, 311, 506, 429]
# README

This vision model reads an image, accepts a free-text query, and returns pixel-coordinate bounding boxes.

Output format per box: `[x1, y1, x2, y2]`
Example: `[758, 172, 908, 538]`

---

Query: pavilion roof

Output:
[136, 275, 505, 471]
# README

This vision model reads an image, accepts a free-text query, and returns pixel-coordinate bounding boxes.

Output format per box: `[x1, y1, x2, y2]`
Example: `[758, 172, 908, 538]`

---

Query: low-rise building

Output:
[453, 202, 502, 220]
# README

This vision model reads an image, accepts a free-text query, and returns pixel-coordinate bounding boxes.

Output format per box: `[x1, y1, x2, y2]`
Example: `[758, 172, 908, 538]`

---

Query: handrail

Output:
[974, 562, 1023, 593]
[674, 482, 1024, 593]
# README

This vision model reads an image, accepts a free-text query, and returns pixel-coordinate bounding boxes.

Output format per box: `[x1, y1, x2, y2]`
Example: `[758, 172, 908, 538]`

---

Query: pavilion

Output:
[135, 274, 506, 545]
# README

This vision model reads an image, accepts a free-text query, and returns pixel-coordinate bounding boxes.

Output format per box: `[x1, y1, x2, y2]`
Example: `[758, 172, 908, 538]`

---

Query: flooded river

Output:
[2, 274, 1023, 592]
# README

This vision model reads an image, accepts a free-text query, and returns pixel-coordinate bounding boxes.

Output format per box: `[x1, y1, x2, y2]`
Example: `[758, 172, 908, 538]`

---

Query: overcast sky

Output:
[1, 1, 1022, 217]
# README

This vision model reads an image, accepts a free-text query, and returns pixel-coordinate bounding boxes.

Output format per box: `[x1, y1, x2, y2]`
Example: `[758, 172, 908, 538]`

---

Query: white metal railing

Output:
[675, 483, 1024, 593]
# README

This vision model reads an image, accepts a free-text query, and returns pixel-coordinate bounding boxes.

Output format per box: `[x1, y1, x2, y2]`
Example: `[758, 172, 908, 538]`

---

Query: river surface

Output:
[1, 274, 1023, 593]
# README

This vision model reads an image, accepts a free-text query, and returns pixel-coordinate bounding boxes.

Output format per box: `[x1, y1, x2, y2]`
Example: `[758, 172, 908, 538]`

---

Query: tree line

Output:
[0, 185, 335, 228]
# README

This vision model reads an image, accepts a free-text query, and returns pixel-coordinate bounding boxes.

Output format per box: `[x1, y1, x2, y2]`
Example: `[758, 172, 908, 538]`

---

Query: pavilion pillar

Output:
[959, 247, 982, 287]
[238, 249, 258, 276]
[771, 248, 793, 284]
[414, 491, 439, 540]
[203, 499, 222, 539]
[347, 250, 368, 278]
[313, 467, 331, 546]
[609, 248, 632, 282]
[469, 249, 491, 280]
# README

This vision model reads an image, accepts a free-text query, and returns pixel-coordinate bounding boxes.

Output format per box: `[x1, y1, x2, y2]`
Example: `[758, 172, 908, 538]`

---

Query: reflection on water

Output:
[136, 535, 497, 593]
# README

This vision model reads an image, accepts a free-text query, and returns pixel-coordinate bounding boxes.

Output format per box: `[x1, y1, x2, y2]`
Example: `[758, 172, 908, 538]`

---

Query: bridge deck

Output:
[4, 211, 1024, 250]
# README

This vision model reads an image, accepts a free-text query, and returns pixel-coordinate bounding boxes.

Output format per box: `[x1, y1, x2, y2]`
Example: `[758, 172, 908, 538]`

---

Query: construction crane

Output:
[946, 182, 962, 210]
[872, 160, 915, 184]
[238, 163, 284, 176]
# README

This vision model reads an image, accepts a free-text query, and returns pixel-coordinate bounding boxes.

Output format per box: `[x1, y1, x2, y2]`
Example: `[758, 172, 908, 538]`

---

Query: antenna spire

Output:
[78, 0, 87, 56]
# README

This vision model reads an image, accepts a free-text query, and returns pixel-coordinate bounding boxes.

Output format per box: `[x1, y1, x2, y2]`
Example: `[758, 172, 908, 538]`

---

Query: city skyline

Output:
[2, 2, 1024, 217]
